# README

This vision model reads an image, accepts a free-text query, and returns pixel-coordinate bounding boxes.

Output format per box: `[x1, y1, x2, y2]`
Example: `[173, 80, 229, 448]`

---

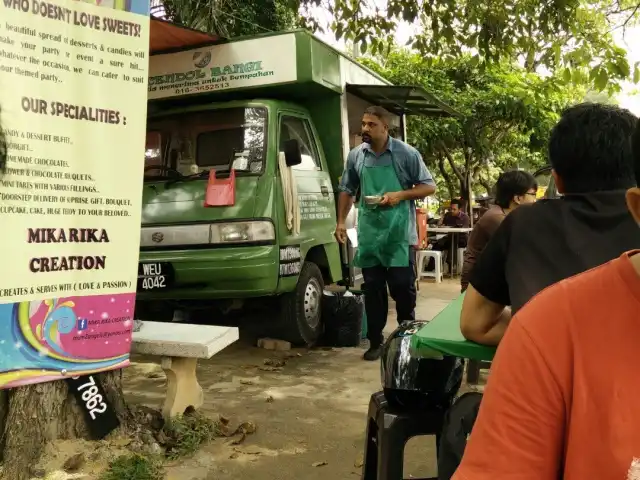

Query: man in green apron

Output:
[336, 106, 437, 361]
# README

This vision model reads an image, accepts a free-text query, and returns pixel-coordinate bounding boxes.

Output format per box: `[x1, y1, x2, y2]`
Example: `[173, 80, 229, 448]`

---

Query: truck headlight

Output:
[140, 220, 275, 247]
[211, 221, 275, 244]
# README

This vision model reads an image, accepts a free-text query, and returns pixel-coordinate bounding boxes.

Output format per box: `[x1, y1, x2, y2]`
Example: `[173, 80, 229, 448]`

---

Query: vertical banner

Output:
[0, 0, 150, 388]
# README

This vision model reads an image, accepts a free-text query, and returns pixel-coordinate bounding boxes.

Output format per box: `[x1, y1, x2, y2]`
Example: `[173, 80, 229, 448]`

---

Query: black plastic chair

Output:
[361, 391, 444, 480]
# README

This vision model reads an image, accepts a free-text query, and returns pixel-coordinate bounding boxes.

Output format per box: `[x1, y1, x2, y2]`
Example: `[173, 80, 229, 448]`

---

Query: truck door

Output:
[278, 114, 336, 248]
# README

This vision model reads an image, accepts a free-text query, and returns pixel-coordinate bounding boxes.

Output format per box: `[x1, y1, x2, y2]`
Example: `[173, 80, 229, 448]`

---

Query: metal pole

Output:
[399, 114, 407, 142]
[467, 171, 473, 228]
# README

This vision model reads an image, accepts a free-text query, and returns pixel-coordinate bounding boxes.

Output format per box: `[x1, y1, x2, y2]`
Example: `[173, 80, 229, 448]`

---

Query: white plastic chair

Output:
[416, 250, 443, 284]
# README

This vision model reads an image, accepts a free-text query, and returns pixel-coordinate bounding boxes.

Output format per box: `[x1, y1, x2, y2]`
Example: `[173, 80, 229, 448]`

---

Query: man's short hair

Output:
[631, 118, 640, 186]
[363, 106, 391, 126]
[494, 170, 538, 209]
[450, 198, 463, 208]
[549, 103, 637, 193]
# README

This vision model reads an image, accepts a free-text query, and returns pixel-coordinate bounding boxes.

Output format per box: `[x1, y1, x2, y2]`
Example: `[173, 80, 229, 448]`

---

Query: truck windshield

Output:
[145, 107, 267, 180]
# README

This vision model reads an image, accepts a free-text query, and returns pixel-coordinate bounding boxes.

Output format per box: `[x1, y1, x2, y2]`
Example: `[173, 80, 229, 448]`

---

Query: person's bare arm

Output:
[460, 285, 511, 345]
[335, 192, 354, 243]
[380, 183, 436, 205]
[337, 191, 354, 225]
[380, 149, 436, 205]
[336, 151, 358, 243]
[461, 215, 513, 343]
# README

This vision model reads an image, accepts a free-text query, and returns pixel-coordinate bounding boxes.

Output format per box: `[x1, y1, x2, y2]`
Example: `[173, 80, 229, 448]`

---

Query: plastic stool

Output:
[361, 391, 443, 480]
[416, 250, 443, 283]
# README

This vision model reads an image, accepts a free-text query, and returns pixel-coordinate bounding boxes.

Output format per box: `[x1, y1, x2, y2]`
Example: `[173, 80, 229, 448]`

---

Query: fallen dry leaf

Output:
[354, 457, 364, 468]
[227, 433, 246, 445]
[110, 437, 132, 447]
[312, 461, 328, 467]
[259, 366, 282, 372]
[235, 446, 263, 455]
[235, 421, 257, 435]
[240, 379, 254, 385]
[266, 395, 274, 403]
[220, 420, 257, 438]
[264, 358, 286, 367]
[62, 453, 85, 472]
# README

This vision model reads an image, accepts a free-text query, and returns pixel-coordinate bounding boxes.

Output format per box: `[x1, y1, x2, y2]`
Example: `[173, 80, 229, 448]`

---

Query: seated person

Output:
[460, 170, 537, 292]
[452, 115, 640, 480]
[460, 103, 640, 346]
[429, 199, 469, 270]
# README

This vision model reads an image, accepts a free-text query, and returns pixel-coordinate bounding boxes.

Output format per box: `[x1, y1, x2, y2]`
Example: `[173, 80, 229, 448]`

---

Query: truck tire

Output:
[279, 261, 324, 346]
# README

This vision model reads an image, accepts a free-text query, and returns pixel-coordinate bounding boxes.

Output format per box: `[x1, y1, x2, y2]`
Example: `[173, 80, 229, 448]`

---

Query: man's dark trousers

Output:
[362, 247, 417, 347]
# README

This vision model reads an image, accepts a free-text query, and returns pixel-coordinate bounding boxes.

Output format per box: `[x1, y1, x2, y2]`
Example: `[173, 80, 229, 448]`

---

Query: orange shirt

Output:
[454, 252, 640, 480]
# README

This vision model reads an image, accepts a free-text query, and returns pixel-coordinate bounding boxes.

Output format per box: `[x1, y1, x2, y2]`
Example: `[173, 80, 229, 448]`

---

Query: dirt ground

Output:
[35, 279, 477, 479]
[121, 279, 469, 480]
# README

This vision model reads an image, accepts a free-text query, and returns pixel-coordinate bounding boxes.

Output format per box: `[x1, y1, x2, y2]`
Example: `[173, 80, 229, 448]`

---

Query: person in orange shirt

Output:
[452, 119, 640, 479]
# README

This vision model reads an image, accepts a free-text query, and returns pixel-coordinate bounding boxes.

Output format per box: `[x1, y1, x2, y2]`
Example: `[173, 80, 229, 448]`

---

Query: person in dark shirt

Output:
[460, 103, 640, 346]
[460, 170, 538, 292]
[438, 198, 470, 229]
[430, 199, 470, 271]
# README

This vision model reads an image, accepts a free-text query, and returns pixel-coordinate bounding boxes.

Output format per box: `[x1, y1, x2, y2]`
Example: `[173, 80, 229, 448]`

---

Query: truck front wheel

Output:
[279, 261, 324, 346]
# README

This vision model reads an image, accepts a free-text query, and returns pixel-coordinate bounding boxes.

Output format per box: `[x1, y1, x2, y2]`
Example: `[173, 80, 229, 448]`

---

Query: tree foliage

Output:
[155, 0, 298, 38]
[303, 0, 640, 92]
[153, 0, 640, 91]
[360, 51, 585, 200]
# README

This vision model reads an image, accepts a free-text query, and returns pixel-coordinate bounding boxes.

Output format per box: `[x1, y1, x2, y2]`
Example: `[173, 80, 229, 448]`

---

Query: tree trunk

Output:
[436, 153, 458, 198]
[0, 370, 131, 480]
[478, 176, 493, 196]
[458, 178, 470, 203]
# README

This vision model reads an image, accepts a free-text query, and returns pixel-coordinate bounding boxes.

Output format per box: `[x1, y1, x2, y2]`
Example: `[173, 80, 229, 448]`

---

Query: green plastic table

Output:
[410, 293, 496, 362]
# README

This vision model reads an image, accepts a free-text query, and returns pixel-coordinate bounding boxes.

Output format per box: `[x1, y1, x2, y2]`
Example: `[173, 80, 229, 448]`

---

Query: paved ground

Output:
[121, 279, 465, 480]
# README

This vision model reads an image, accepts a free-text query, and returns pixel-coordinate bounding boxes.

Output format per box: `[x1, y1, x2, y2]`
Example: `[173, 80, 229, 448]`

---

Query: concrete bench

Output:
[132, 321, 239, 420]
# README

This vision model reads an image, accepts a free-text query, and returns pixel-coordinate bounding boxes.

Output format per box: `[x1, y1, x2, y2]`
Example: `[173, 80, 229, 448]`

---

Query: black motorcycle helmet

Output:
[381, 320, 463, 410]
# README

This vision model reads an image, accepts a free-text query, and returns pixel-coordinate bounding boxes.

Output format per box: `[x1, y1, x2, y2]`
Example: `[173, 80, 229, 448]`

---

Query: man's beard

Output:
[361, 133, 372, 144]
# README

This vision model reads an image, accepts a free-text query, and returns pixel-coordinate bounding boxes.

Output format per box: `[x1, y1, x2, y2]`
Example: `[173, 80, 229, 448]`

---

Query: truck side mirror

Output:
[283, 139, 302, 167]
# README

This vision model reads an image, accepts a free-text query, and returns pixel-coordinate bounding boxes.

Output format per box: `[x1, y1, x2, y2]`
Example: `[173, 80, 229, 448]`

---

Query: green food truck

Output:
[136, 28, 456, 345]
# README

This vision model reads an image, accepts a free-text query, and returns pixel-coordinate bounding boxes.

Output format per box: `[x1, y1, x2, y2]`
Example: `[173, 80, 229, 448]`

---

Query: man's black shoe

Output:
[363, 345, 382, 361]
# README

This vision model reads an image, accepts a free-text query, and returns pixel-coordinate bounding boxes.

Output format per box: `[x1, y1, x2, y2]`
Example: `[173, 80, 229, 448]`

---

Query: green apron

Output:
[354, 160, 411, 268]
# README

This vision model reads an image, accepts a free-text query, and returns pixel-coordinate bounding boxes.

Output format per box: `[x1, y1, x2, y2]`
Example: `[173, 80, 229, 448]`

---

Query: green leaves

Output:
[362, 50, 584, 198]
[157, 0, 298, 38]
[590, 66, 610, 92]
[305, 0, 638, 91]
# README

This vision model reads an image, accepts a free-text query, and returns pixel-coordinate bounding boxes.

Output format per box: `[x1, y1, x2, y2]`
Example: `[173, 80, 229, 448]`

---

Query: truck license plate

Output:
[137, 262, 174, 291]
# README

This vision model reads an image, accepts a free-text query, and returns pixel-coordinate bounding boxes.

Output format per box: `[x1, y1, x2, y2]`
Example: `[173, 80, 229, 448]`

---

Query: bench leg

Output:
[160, 356, 204, 420]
